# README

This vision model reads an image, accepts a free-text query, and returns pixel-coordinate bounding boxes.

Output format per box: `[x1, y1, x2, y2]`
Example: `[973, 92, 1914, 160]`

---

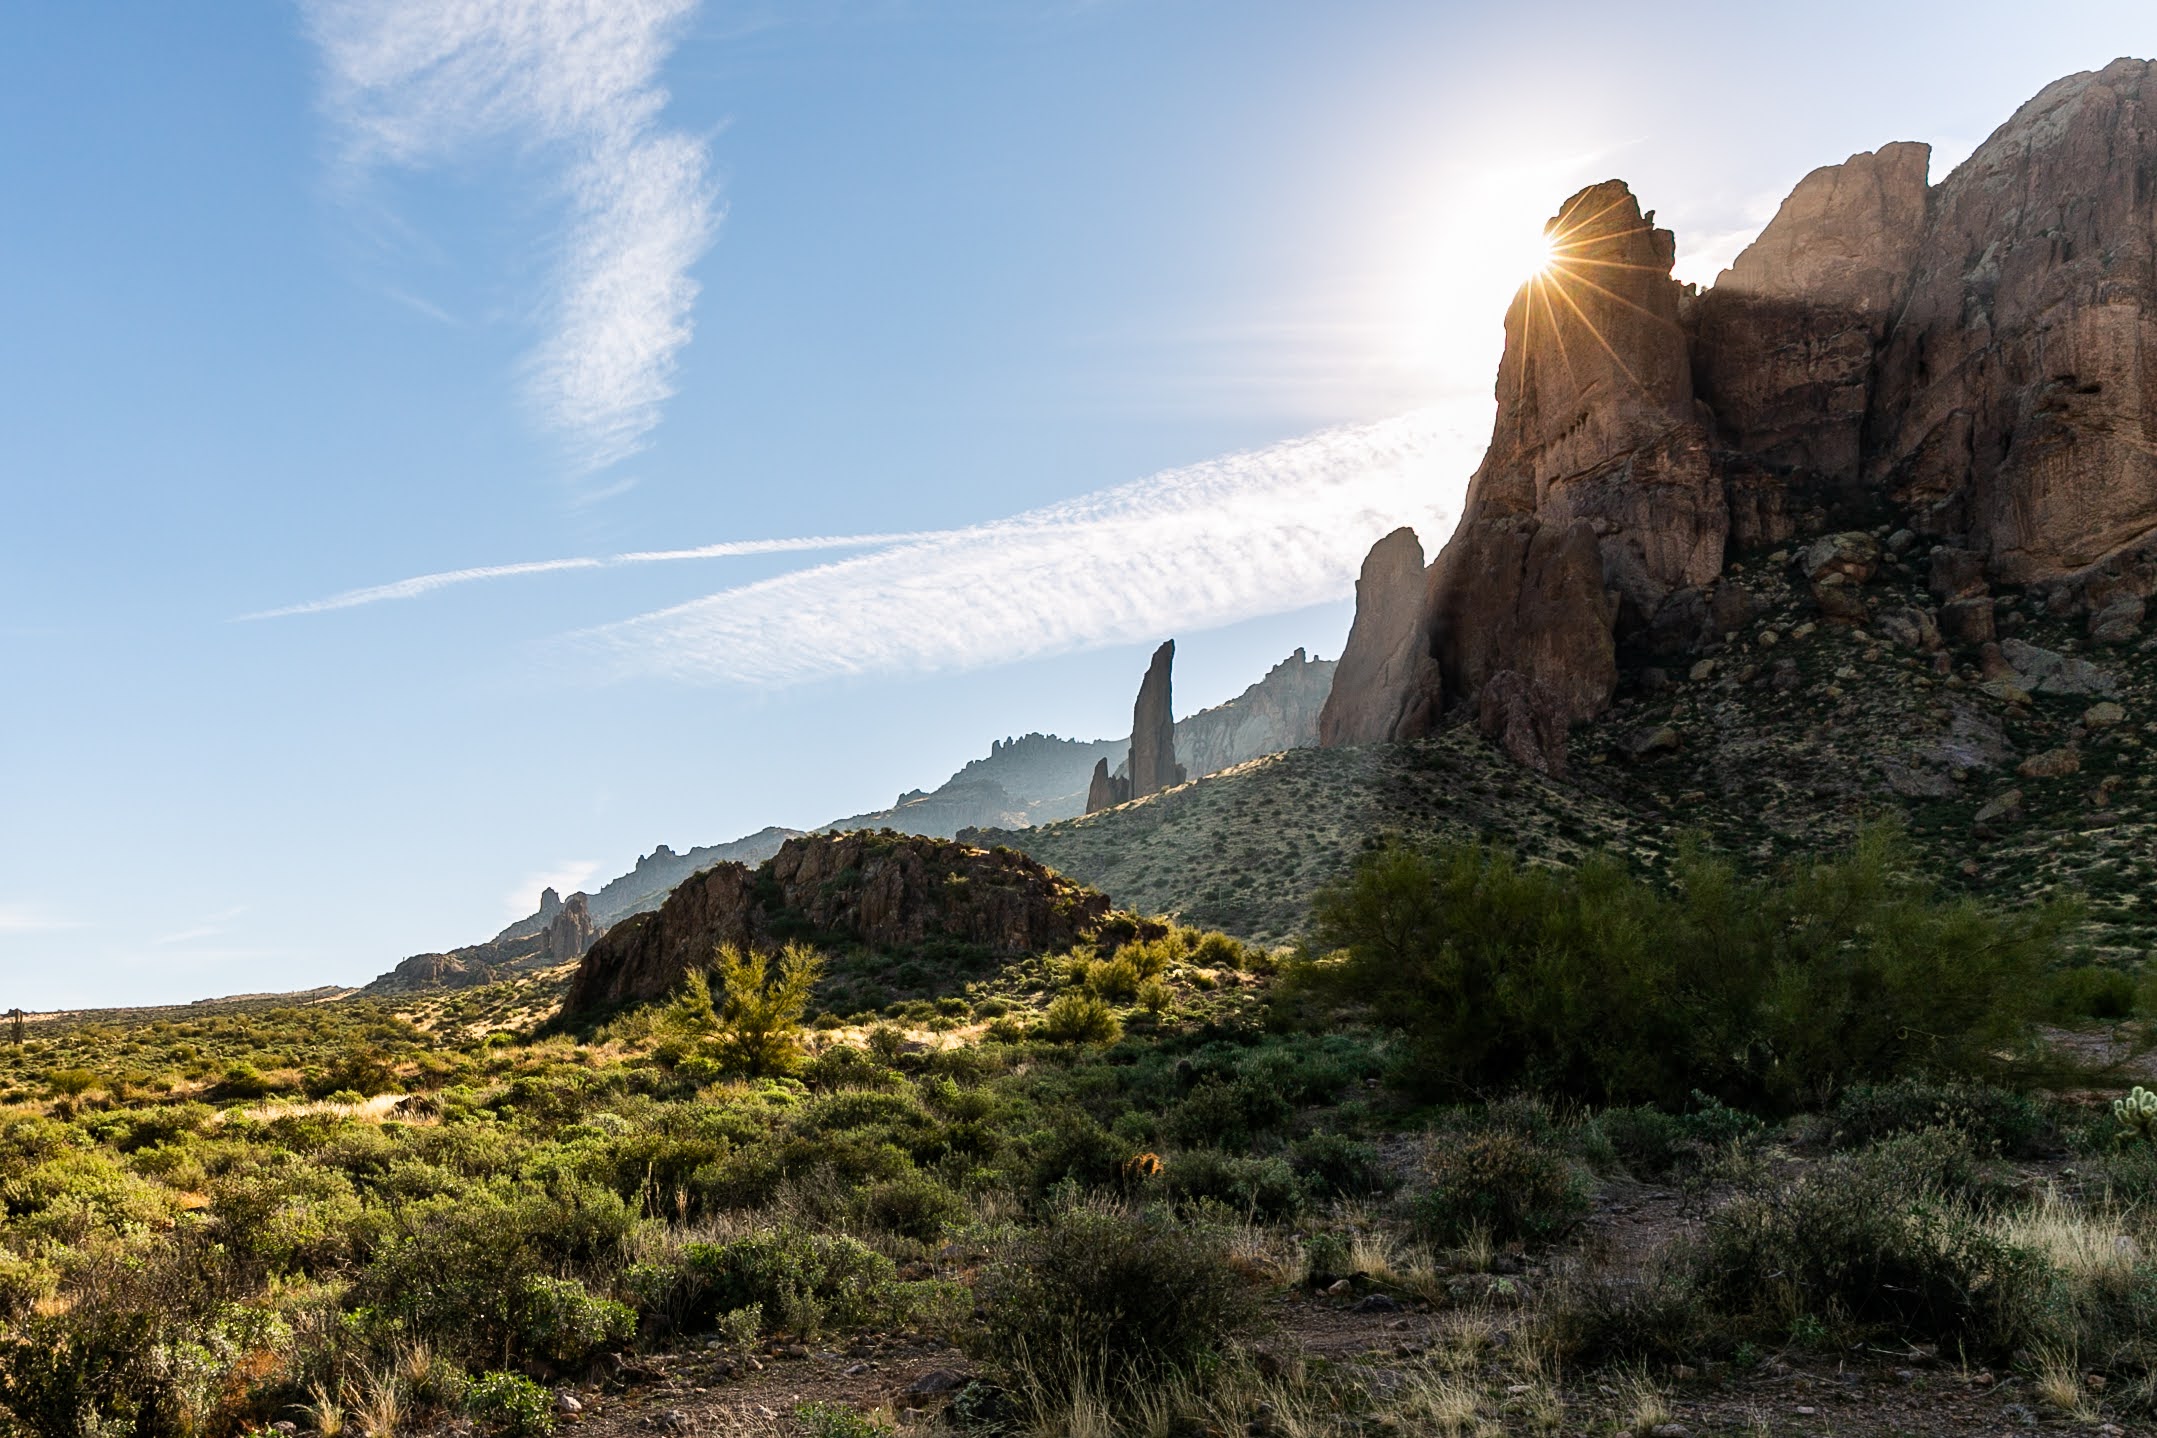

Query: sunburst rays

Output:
[1509, 188, 1684, 399]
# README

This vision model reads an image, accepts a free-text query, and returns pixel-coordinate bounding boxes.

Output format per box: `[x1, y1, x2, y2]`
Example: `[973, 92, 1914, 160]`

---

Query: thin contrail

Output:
[238, 532, 949, 620]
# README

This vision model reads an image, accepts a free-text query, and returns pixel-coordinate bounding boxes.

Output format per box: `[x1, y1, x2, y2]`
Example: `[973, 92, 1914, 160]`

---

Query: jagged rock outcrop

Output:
[1129, 640, 1185, 799]
[563, 831, 1112, 1012]
[1085, 758, 1131, 812]
[1695, 140, 1932, 541]
[1330, 59, 2157, 768]
[1419, 180, 1716, 730]
[1319, 529, 1442, 745]
[541, 892, 595, 963]
[1176, 648, 1334, 776]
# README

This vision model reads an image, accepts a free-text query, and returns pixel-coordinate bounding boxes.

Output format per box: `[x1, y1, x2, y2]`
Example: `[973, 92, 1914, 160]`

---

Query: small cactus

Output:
[2113, 1085, 2157, 1146]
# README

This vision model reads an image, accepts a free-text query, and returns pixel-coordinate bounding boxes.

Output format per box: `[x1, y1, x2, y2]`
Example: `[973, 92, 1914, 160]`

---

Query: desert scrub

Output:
[466, 1372, 555, 1438]
[1303, 823, 2061, 1109]
[1830, 1078, 2051, 1157]
[1039, 992, 1120, 1045]
[1408, 1127, 1588, 1247]
[972, 1201, 1258, 1407]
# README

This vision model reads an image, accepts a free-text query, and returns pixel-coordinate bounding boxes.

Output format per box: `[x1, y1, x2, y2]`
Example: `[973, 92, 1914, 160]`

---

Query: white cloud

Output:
[578, 403, 1488, 686]
[509, 861, 601, 917]
[240, 531, 945, 619]
[306, 0, 717, 470]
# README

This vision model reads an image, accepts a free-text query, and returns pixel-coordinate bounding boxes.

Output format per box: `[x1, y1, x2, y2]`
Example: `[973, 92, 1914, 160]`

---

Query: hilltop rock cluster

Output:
[1325, 58, 2157, 765]
[563, 831, 1111, 1012]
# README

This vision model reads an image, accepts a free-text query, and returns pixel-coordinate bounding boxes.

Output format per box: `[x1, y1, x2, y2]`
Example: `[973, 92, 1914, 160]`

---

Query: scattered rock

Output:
[2000, 637, 2119, 696]
[2016, 747, 2081, 779]
[1803, 531, 1881, 586]
[1874, 606, 1941, 651]
[1688, 658, 1717, 682]
[1974, 789, 2026, 826]
[2090, 596, 2146, 645]
[1351, 1294, 1404, 1314]
[1618, 726, 1682, 762]
[901, 1370, 973, 1403]
[554, 1394, 583, 1416]
[2085, 701, 2128, 728]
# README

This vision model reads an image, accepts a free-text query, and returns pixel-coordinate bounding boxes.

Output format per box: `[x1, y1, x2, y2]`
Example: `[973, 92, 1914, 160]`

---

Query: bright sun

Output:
[1521, 227, 1557, 279]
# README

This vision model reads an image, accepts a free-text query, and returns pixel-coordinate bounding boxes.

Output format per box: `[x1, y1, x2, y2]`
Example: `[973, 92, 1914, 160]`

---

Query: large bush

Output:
[972, 1203, 1257, 1404]
[1304, 825, 2059, 1109]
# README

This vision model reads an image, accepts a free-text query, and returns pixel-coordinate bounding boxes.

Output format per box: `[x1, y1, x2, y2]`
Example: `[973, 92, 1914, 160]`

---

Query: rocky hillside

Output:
[370, 827, 800, 994]
[988, 524, 2157, 966]
[563, 831, 1118, 1015]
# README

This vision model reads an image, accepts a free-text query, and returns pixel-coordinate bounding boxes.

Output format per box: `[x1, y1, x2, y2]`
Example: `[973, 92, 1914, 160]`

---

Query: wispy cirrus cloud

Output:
[305, 0, 717, 471]
[578, 404, 1486, 686]
[240, 531, 945, 619]
[0, 905, 82, 935]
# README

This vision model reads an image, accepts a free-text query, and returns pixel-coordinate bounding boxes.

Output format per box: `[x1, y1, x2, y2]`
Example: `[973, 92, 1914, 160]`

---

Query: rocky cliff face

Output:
[1327, 58, 2157, 765]
[563, 831, 1112, 1012]
[1176, 648, 1334, 777]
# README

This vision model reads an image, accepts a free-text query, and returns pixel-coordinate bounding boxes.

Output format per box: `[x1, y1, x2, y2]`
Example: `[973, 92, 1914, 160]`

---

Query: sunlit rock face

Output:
[1318, 528, 1442, 746]
[1327, 59, 2157, 766]
[1423, 179, 1712, 725]
[1872, 58, 2157, 587]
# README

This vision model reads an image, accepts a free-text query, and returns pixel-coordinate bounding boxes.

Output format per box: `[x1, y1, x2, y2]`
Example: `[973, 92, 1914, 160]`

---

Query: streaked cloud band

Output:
[579, 404, 1483, 686]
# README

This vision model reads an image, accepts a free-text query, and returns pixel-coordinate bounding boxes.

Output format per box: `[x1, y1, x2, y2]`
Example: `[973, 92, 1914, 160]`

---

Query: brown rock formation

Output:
[1319, 528, 1441, 746]
[1475, 670, 1569, 777]
[541, 892, 595, 963]
[563, 831, 1112, 1012]
[1872, 59, 2157, 586]
[1085, 757, 1131, 813]
[1694, 141, 1932, 522]
[1127, 640, 1185, 799]
[1329, 60, 2157, 765]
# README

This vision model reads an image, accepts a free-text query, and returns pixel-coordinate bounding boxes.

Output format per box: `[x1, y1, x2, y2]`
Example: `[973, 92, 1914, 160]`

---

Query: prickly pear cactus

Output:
[2114, 1085, 2157, 1146]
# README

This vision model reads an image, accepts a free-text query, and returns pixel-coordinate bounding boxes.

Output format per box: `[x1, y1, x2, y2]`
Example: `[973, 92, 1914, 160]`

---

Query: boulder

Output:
[1318, 528, 1441, 746]
[2089, 597, 2145, 645]
[1475, 670, 1569, 777]
[2017, 746, 2082, 779]
[2084, 701, 2128, 728]
[1999, 638, 2120, 697]
[1874, 606, 1941, 651]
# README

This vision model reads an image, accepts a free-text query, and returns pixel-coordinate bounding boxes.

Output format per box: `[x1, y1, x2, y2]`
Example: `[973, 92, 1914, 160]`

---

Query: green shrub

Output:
[1305, 825, 2058, 1109]
[1162, 1076, 1290, 1151]
[679, 1227, 897, 1336]
[1597, 1096, 1765, 1180]
[516, 1275, 635, 1365]
[1163, 1151, 1303, 1220]
[1039, 994, 1120, 1046]
[2044, 965, 2139, 1021]
[1285, 1131, 1391, 1198]
[855, 1173, 960, 1240]
[972, 1204, 1257, 1404]
[1832, 1079, 2051, 1157]
[1409, 1128, 1588, 1247]
[796, 1400, 895, 1438]
[1084, 956, 1142, 1001]
[1692, 1129, 2026, 1350]
[467, 1371, 556, 1438]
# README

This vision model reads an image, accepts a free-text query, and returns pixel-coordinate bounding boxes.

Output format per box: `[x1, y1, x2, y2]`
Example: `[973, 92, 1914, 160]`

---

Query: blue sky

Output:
[2, 2, 2149, 1006]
